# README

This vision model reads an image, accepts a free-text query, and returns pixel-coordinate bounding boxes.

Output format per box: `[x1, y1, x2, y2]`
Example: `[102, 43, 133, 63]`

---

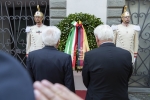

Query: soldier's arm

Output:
[134, 25, 141, 58]
[113, 30, 117, 44]
[111, 25, 118, 44]
[26, 26, 31, 57]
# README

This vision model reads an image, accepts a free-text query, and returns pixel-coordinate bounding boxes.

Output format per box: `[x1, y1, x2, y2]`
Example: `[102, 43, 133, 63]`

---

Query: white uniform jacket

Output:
[111, 24, 141, 63]
[25, 24, 47, 54]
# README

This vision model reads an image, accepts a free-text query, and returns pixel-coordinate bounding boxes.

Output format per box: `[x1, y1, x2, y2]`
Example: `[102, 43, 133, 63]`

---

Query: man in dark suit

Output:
[82, 25, 133, 100]
[0, 50, 35, 100]
[27, 26, 75, 92]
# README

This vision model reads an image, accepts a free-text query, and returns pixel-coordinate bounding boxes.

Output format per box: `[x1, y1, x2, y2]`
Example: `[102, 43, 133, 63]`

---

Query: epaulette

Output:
[134, 25, 141, 31]
[111, 25, 118, 31]
[25, 26, 31, 33]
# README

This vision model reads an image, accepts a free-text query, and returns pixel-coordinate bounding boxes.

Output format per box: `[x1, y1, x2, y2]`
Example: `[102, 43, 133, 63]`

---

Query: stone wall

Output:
[49, 0, 125, 26]
[49, 0, 66, 25]
[107, 0, 125, 26]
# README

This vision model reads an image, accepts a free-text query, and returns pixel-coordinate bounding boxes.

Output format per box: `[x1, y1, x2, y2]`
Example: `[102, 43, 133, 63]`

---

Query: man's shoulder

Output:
[115, 47, 131, 54]
[111, 24, 121, 31]
[126, 24, 140, 31]
[132, 24, 141, 31]
[50, 50, 71, 61]
[85, 48, 99, 56]
[28, 48, 71, 60]
[35, 49, 69, 56]
[57, 51, 71, 58]
[28, 49, 40, 56]
[25, 25, 35, 33]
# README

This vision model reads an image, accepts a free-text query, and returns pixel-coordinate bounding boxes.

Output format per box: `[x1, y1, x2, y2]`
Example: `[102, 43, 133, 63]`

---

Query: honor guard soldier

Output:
[111, 5, 141, 64]
[25, 5, 47, 57]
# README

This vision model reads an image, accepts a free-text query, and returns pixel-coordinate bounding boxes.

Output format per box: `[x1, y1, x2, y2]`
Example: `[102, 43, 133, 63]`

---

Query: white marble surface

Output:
[73, 71, 87, 90]
[67, 0, 107, 24]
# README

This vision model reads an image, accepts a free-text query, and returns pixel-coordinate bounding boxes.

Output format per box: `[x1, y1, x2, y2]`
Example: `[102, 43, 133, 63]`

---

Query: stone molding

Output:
[107, 0, 125, 26]
[50, 0, 66, 25]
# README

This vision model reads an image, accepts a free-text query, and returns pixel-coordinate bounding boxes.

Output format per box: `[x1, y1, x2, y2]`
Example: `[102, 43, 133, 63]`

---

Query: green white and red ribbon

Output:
[64, 21, 89, 70]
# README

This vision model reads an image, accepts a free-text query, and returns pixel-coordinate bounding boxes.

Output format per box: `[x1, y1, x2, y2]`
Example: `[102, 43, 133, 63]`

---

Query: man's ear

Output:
[56, 40, 60, 48]
[95, 36, 99, 43]
[57, 40, 60, 45]
[95, 36, 100, 47]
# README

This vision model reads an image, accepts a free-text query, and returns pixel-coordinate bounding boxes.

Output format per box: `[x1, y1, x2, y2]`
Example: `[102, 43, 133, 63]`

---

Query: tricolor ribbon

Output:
[64, 21, 89, 70]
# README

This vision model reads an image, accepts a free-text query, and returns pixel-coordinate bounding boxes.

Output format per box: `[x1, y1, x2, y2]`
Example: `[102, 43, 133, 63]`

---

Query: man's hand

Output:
[33, 80, 83, 100]
[134, 53, 137, 58]
[26, 54, 28, 57]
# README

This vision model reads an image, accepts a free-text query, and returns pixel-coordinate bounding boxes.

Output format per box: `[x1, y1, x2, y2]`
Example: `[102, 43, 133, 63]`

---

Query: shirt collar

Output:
[122, 22, 130, 27]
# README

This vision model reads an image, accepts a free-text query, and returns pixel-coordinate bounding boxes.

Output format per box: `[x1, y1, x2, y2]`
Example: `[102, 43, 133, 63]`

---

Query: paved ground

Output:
[76, 90, 150, 100]
[129, 93, 150, 100]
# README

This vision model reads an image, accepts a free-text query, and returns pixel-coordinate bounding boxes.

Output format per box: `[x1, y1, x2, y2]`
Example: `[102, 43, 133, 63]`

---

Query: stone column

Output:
[107, 0, 125, 26]
[49, 0, 66, 25]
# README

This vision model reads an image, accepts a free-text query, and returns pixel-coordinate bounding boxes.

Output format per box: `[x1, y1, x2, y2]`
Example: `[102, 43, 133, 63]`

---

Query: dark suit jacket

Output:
[27, 46, 75, 92]
[0, 50, 35, 100]
[82, 43, 133, 100]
